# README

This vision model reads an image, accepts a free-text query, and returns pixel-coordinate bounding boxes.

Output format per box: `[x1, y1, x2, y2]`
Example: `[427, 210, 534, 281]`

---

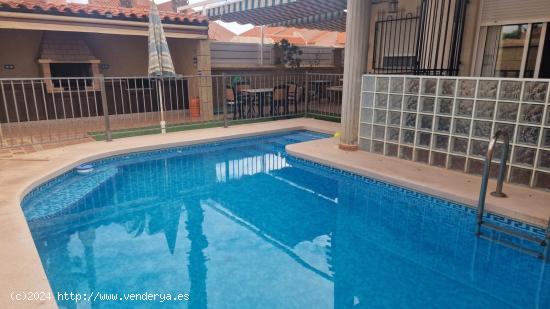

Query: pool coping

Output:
[0, 118, 339, 309]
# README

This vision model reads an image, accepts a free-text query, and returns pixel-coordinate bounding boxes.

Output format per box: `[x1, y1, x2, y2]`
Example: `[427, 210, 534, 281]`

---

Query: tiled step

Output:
[23, 167, 119, 221]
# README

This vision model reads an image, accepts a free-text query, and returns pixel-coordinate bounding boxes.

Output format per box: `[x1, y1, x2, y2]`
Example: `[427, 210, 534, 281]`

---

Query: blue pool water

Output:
[23, 130, 549, 308]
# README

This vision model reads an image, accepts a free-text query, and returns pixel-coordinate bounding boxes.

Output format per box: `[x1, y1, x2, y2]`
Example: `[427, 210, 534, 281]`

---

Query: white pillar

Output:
[260, 25, 265, 65]
[0, 122, 3, 147]
[339, 0, 371, 151]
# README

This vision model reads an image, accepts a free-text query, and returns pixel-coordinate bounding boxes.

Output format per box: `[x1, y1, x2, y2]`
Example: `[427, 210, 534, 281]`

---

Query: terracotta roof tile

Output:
[240, 25, 345, 47]
[270, 35, 305, 45]
[208, 22, 235, 41]
[240, 26, 286, 37]
[0, 0, 207, 25]
[156, 1, 173, 12]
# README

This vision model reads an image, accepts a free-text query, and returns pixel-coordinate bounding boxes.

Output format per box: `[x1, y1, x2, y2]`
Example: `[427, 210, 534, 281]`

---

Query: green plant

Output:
[274, 39, 303, 69]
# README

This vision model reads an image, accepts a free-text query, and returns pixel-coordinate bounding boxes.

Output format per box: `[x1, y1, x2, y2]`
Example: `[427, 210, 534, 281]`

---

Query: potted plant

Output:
[273, 39, 303, 69]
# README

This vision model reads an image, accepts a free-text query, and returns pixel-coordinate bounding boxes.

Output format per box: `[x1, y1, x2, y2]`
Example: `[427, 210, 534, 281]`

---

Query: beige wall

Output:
[0, 29, 43, 78]
[86, 33, 147, 77]
[0, 29, 201, 78]
[169, 37, 200, 76]
[87, 34, 200, 77]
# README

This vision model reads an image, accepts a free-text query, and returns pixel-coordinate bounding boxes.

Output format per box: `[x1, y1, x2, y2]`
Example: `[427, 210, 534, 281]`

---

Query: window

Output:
[496, 25, 527, 77]
[481, 23, 549, 78]
[524, 23, 543, 78]
[50, 63, 93, 90]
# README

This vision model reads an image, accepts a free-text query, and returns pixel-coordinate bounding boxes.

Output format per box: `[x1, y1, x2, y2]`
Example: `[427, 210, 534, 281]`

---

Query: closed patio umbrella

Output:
[148, 0, 176, 134]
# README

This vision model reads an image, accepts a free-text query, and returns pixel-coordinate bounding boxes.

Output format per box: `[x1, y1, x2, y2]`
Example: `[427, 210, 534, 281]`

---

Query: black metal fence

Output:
[373, 0, 468, 76]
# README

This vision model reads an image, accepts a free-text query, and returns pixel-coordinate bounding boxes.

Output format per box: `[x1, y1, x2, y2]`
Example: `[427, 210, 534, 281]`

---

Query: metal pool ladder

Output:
[475, 130, 550, 260]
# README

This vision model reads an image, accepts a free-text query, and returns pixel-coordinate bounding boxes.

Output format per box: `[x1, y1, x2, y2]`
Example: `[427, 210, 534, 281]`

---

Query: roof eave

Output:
[0, 11, 209, 38]
[0, 4, 209, 27]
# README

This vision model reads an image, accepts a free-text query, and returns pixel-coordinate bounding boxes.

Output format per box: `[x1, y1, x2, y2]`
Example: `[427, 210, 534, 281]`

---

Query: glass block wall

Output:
[358, 75, 550, 190]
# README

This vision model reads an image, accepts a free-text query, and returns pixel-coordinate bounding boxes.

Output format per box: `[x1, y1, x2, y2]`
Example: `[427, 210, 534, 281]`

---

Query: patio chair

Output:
[235, 83, 252, 117]
[286, 83, 297, 115]
[225, 88, 242, 120]
[272, 85, 287, 116]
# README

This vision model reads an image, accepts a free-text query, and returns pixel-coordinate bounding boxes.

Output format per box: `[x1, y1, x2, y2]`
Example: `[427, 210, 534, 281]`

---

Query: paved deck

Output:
[1, 117, 549, 308]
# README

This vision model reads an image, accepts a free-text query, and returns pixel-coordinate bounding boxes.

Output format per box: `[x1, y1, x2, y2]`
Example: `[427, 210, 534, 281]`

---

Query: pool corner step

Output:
[24, 167, 120, 221]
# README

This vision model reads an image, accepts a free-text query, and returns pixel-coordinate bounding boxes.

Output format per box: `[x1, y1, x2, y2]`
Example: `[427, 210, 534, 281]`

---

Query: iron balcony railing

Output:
[373, 0, 468, 76]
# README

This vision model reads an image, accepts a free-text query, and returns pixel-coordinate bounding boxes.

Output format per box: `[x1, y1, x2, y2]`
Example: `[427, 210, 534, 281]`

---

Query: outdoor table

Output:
[327, 85, 343, 92]
[309, 80, 332, 101]
[327, 85, 343, 105]
[242, 88, 274, 117]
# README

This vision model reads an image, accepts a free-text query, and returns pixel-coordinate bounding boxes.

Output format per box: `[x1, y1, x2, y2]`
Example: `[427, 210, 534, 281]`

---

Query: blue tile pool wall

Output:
[359, 75, 550, 190]
[22, 130, 329, 204]
[286, 156, 546, 239]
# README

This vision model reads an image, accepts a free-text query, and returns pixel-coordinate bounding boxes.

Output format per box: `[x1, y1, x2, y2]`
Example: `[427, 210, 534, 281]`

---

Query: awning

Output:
[186, 0, 347, 32]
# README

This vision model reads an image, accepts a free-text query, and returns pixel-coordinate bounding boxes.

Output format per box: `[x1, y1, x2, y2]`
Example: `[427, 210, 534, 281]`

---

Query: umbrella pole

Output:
[158, 79, 166, 134]
[0, 122, 4, 147]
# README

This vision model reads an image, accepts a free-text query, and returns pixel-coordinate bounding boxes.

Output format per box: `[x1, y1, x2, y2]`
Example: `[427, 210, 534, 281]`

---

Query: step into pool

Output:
[22, 130, 549, 308]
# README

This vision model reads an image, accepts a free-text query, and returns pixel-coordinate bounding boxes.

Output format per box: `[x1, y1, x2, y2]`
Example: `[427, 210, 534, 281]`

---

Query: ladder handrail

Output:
[544, 220, 550, 262]
[476, 130, 510, 236]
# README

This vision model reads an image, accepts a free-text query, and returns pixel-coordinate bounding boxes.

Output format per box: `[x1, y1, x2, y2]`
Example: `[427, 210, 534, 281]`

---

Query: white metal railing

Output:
[0, 72, 343, 148]
[358, 75, 550, 190]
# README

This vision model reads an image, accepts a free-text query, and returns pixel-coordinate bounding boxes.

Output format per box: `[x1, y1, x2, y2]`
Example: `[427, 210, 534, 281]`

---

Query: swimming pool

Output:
[22, 130, 549, 308]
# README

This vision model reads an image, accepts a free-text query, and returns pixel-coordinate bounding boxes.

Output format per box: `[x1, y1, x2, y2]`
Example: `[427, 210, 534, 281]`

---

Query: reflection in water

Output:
[24, 131, 550, 308]
[332, 181, 356, 309]
[186, 199, 208, 309]
[78, 229, 96, 291]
